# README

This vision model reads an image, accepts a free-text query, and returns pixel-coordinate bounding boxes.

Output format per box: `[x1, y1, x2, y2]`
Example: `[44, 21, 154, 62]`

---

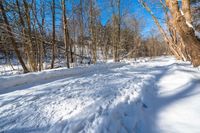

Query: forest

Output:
[0, 0, 199, 73]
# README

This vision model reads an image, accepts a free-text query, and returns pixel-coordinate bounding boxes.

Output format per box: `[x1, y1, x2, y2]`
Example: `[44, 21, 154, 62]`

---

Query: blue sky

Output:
[42, 0, 165, 37]
[96, 0, 165, 37]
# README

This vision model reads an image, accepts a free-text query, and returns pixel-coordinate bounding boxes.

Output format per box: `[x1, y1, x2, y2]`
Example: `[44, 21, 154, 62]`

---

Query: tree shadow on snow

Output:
[138, 63, 200, 133]
[1, 62, 200, 133]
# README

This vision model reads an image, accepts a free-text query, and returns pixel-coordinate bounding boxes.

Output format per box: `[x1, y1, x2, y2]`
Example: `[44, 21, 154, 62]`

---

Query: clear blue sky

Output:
[96, 0, 165, 37]
[43, 0, 164, 37]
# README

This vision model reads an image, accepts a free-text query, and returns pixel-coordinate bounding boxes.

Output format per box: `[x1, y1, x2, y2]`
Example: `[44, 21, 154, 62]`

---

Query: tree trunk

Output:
[166, 0, 200, 67]
[62, 0, 70, 68]
[51, 0, 56, 69]
[0, 0, 29, 73]
[23, 0, 37, 71]
[117, 0, 121, 62]
[138, 0, 183, 60]
[79, 0, 84, 62]
[182, 0, 192, 24]
[89, 0, 97, 63]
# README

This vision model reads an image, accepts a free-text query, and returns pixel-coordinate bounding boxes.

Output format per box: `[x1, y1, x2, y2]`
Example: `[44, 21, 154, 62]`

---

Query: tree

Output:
[166, 0, 200, 67]
[77, 0, 84, 61]
[0, 0, 29, 73]
[110, 0, 121, 62]
[23, 0, 38, 71]
[138, 0, 200, 67]
[62, 0, 70, 68]
[51, 0, 56, 69]
[89, 0, 97, 63]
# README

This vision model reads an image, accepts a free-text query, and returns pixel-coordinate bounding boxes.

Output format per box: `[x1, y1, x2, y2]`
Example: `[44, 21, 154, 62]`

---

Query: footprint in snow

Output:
[142, 103, 148, 109]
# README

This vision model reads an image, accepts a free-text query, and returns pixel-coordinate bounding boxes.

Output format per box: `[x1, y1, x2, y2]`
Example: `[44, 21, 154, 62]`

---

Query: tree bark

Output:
[117, 0, 121, 62]
[23, 0, 37, 71]
[62, 0, 70, 68]
[51, 0, 56, 69]
[79, 0, 84, 62]
[89, 0, 97, 63]
[182, 0, 192, 24]
[166, 0, 200, 67]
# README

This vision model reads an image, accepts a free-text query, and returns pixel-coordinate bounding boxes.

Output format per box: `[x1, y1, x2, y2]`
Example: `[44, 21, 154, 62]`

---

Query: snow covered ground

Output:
[0, 56, 200, 133]
[0, 64, 23, 76]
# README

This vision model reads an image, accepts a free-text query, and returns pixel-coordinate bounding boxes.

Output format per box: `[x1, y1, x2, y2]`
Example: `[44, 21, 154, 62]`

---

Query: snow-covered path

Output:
[140, 58, 200, 133]
[0, 57, 200, 133]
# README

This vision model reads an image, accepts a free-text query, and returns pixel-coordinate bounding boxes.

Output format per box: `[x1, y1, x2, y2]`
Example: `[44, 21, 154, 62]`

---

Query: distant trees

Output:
[0, 0, 172, 73]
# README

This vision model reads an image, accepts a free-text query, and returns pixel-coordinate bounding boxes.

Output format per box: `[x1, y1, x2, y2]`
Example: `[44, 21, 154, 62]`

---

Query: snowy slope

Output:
[0, 56, 200, 133]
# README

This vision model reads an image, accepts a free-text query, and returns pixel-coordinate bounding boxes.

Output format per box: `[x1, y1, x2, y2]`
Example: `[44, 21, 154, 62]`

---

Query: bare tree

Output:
[51, 0, 56, 68]
[62, 0, 70, 68]
[89, 0, 97, 63]
[0, 0, 29, 73]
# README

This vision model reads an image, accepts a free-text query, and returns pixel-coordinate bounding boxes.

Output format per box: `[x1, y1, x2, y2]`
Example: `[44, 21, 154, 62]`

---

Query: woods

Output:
[0, 0, 200, 73]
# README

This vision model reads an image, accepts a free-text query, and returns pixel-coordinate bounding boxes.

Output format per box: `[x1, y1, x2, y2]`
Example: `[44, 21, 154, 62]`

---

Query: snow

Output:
[195, 30, 200, 39]
[0, 56, 200, 133]
[0, 64, 23, 76]
[0, 63, 124, 89]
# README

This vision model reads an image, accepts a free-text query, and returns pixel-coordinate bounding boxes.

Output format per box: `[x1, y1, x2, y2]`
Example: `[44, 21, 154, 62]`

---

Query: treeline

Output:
[0, 0, 169, 73]
[2, 0, 199, 73]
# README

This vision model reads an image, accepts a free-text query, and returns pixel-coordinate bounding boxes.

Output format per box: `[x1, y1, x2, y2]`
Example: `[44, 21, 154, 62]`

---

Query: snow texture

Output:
[0, 56, 200, 133]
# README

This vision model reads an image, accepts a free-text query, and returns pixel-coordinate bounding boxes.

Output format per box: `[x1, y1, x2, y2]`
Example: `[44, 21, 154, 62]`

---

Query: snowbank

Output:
[0, 63, 126, 89]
